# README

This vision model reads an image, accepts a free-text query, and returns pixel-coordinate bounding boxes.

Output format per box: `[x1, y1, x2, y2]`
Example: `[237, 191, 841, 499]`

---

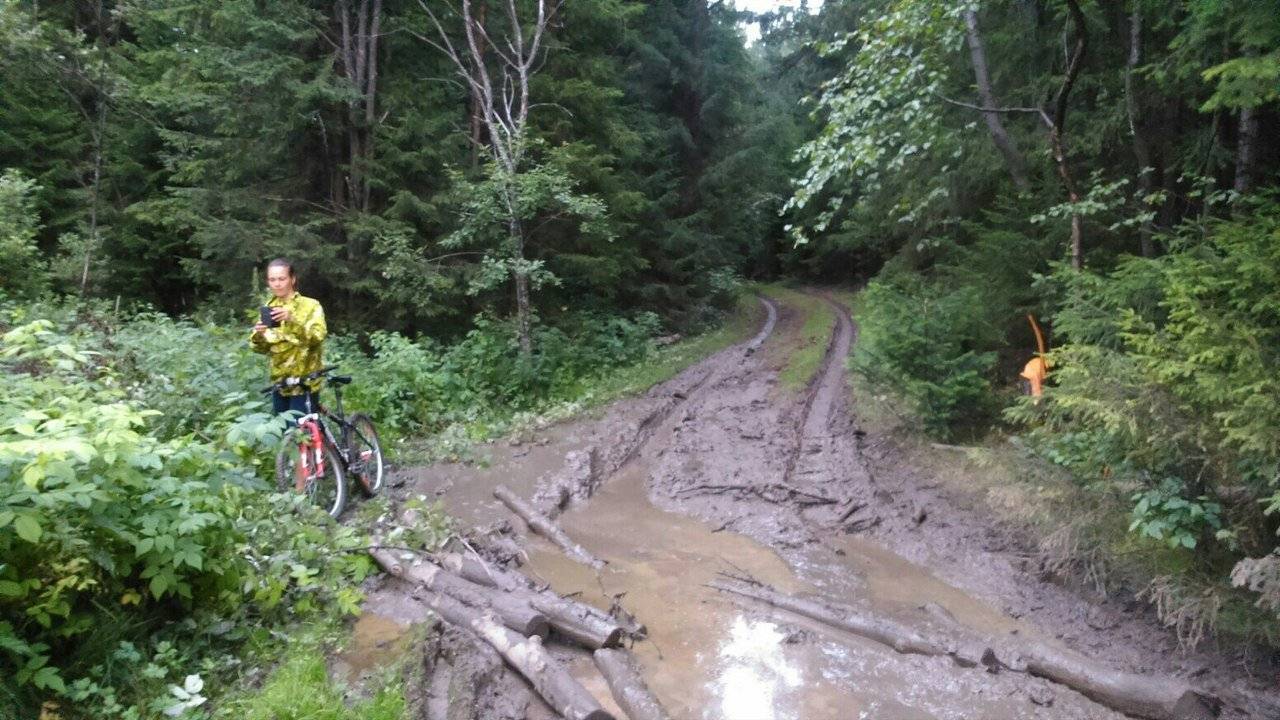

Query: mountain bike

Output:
[263, 366, 384, 517]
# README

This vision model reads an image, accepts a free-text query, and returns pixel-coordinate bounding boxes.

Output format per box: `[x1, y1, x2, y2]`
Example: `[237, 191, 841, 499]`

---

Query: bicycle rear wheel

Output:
[276, 427, 347, 517]
[347, 413, 384, 496]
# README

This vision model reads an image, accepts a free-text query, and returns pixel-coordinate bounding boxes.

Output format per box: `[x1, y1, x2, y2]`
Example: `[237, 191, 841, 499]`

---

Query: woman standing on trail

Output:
[249, 258, 327, 419]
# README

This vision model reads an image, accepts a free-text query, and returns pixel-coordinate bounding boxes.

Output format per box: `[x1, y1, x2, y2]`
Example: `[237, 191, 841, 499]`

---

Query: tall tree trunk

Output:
[81, 0, 109, 297]
[675, 0, 709, 216]
[336, 0, 382, 213]
[963, 9, 1030, 192]
[1050, 0, 1088, 270]
[362, 0, 382, 212]
[1234, 105, 1259, 194]
[504, 183, 533, 357]
[81, 113, 104, 297]
[511, 221, 533, 357]
[1124, 3, 1156, 257]
[421, 0, 560, 357]
[468, 0, 488, 169]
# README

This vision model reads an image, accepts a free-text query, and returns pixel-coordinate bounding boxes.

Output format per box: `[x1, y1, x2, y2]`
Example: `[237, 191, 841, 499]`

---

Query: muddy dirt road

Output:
[359, 290, 1278, 720]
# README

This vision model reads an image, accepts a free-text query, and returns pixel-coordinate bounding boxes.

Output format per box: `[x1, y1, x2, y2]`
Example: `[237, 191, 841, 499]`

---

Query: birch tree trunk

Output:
[418, 0, 560, 357]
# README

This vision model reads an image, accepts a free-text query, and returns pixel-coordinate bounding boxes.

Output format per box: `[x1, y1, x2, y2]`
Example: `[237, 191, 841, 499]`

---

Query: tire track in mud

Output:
[605, 295, 780, 475]
[539, 295, 782, 514]
[780, 291, 855, 487]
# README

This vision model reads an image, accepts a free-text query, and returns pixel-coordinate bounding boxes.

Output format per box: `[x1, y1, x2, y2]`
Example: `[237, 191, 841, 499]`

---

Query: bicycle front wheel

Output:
[347, 413, 385, 496]
[276, 428, 347, 517]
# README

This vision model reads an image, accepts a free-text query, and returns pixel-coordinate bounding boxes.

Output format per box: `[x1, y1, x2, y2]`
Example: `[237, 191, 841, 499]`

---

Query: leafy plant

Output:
[1130, 479, 1224, 550]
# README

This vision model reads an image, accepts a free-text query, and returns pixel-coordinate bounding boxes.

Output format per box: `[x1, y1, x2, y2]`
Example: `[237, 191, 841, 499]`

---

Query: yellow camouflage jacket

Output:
[249, 292, 327, 395]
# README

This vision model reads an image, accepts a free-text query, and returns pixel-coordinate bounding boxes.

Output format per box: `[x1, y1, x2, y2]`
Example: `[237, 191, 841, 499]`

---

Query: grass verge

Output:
[580, 291, 765, 405]
[759, 285, 836, 392]
[211, 619, 413, 720]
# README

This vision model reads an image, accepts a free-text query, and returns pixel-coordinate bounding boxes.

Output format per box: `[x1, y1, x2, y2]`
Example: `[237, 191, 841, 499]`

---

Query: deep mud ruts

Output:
[361, 290, 1279, 720]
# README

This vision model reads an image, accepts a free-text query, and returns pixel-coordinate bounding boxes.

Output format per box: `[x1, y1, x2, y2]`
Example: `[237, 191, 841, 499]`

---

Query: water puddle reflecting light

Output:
[710, 616, 803, 720]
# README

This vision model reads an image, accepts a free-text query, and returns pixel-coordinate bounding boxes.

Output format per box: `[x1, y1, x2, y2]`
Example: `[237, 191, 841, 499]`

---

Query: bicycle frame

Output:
[288, 384, 374, 487]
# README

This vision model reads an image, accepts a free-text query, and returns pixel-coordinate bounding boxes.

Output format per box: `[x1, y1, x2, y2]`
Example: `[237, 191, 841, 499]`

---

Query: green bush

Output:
[0, 310, 377, 719]
[335, 310, 661, 438]
[0, 169, 49, 300]
[852, 271, 998, 437]
[850, 203, 1058, 438]
[1008, 197, 1280, 624]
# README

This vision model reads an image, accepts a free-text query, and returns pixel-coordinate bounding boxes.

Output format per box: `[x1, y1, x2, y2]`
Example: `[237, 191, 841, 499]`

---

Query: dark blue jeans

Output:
[272, 389, 317, 427]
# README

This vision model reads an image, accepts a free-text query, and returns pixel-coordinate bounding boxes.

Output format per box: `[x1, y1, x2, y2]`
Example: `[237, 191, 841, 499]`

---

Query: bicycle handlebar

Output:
[260, 365, 340, 394]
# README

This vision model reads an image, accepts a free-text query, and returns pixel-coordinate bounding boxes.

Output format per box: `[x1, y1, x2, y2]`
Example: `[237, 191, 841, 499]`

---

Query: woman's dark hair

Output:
[266, 258, 295, 277]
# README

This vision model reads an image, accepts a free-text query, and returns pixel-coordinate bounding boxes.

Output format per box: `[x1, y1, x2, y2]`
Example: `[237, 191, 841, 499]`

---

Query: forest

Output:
[2, 0, 1279, 718]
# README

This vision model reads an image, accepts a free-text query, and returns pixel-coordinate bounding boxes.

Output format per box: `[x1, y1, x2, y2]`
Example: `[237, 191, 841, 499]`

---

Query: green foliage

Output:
[333, 310, 662, 439]
[1130, 479, 1224, 550]
[1009, 199, 1280, 618]
[785, 0, 967, 244]
[0, 304, 399, 719]
[851, 201, 1058, 437]
[442, 158, 613, 301]
[0, 169, 49, 298]
[852, 270, 997, 438]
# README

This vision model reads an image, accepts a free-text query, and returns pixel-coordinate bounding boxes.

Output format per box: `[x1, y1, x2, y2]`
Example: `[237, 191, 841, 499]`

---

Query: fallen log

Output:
[494, 485, 606, 570]
[437, 551, 626, 648]
[369, 547, 549, 638]
[425, 588, 614, 720]
[1017, 643, 1218, 720]
[593, 648, 672, 720]
[436, 550, 527, 592]
[533, 597, 624, 649]
[712, 578, 1219, 720]
[710, 578, 946, 656]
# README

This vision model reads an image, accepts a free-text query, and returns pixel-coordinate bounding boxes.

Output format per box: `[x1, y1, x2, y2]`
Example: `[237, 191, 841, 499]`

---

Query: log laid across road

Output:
[594, 648, 672, 720]
[494, 484, 607, 570]
[436, 551, 624, 649]
[369, 546, 548, 637]
[711, 577, 1219, 720]
[369, 549, 614, 720]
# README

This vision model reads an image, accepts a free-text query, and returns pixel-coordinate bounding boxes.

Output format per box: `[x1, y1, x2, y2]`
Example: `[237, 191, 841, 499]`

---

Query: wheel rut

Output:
[363, 289, 1267, 720]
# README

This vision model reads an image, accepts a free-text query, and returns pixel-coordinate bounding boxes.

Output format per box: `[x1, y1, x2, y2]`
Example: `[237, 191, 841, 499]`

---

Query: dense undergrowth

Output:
[0, 292, 692, 719]
[850, 198, 1280, 648]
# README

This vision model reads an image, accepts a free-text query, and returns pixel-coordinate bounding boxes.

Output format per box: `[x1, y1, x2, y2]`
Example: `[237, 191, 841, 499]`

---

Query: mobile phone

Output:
[259, 305, 279, 328]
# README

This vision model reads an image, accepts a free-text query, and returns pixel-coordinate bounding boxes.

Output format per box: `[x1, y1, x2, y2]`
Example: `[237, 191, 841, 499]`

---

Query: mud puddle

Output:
[521, 460, 1090, 720]
[330, 612, 413, 685]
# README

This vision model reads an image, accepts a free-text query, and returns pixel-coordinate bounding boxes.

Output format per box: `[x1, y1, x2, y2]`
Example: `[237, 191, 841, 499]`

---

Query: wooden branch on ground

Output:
[593, 648, 672, 720]
[710, 577, 947, 656]
[494, 485, 606, 570]
[710, 577, 1219, 720]
[438, 551, 643, 642]
[369, 547, 548, 637]
[421, 585, 615, 720]
[675, 482, 837, 506]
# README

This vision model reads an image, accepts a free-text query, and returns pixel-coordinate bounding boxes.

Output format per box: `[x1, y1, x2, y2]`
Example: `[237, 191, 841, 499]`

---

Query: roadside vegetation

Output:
[794, 1, 1280, 649]
[0, 289, 758, 719]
